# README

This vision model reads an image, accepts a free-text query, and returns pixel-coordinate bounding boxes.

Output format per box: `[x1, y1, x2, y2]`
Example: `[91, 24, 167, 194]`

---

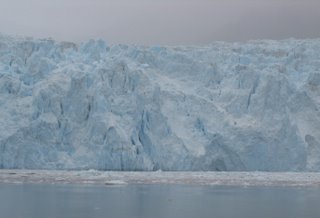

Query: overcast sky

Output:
[0, 0, 319, 45]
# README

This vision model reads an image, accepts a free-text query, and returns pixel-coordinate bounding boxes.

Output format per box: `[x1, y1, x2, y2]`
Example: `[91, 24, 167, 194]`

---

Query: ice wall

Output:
[1, 34, 320, 171]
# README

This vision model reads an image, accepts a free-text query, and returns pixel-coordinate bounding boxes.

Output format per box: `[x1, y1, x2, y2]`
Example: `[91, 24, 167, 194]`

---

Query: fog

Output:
[0, 0, 319, 45]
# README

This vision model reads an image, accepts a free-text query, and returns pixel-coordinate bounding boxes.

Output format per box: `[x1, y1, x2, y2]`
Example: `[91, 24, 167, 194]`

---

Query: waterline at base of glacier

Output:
[1, 170, 320, 187]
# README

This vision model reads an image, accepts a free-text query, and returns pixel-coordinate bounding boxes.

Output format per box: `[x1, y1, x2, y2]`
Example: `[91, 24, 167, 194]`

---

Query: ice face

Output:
[0, 34, 320, 171]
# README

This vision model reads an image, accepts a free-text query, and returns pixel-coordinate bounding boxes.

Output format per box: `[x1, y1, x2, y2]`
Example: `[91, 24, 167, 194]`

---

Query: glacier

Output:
[0, 34, 320, 171]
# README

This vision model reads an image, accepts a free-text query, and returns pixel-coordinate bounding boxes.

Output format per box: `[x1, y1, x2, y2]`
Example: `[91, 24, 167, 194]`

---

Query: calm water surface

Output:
[0, 183, 320, 218]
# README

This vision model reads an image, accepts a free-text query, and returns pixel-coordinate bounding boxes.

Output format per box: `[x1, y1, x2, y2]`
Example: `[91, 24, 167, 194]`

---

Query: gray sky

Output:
[0, 0, 319, 45]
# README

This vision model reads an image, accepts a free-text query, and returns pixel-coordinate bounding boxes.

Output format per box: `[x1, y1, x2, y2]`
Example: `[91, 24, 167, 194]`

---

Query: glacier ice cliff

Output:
[0, 34, 320, 171]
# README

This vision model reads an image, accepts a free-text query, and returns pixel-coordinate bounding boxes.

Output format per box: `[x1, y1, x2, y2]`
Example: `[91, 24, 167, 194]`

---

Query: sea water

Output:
[0, 183, 319, 218]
